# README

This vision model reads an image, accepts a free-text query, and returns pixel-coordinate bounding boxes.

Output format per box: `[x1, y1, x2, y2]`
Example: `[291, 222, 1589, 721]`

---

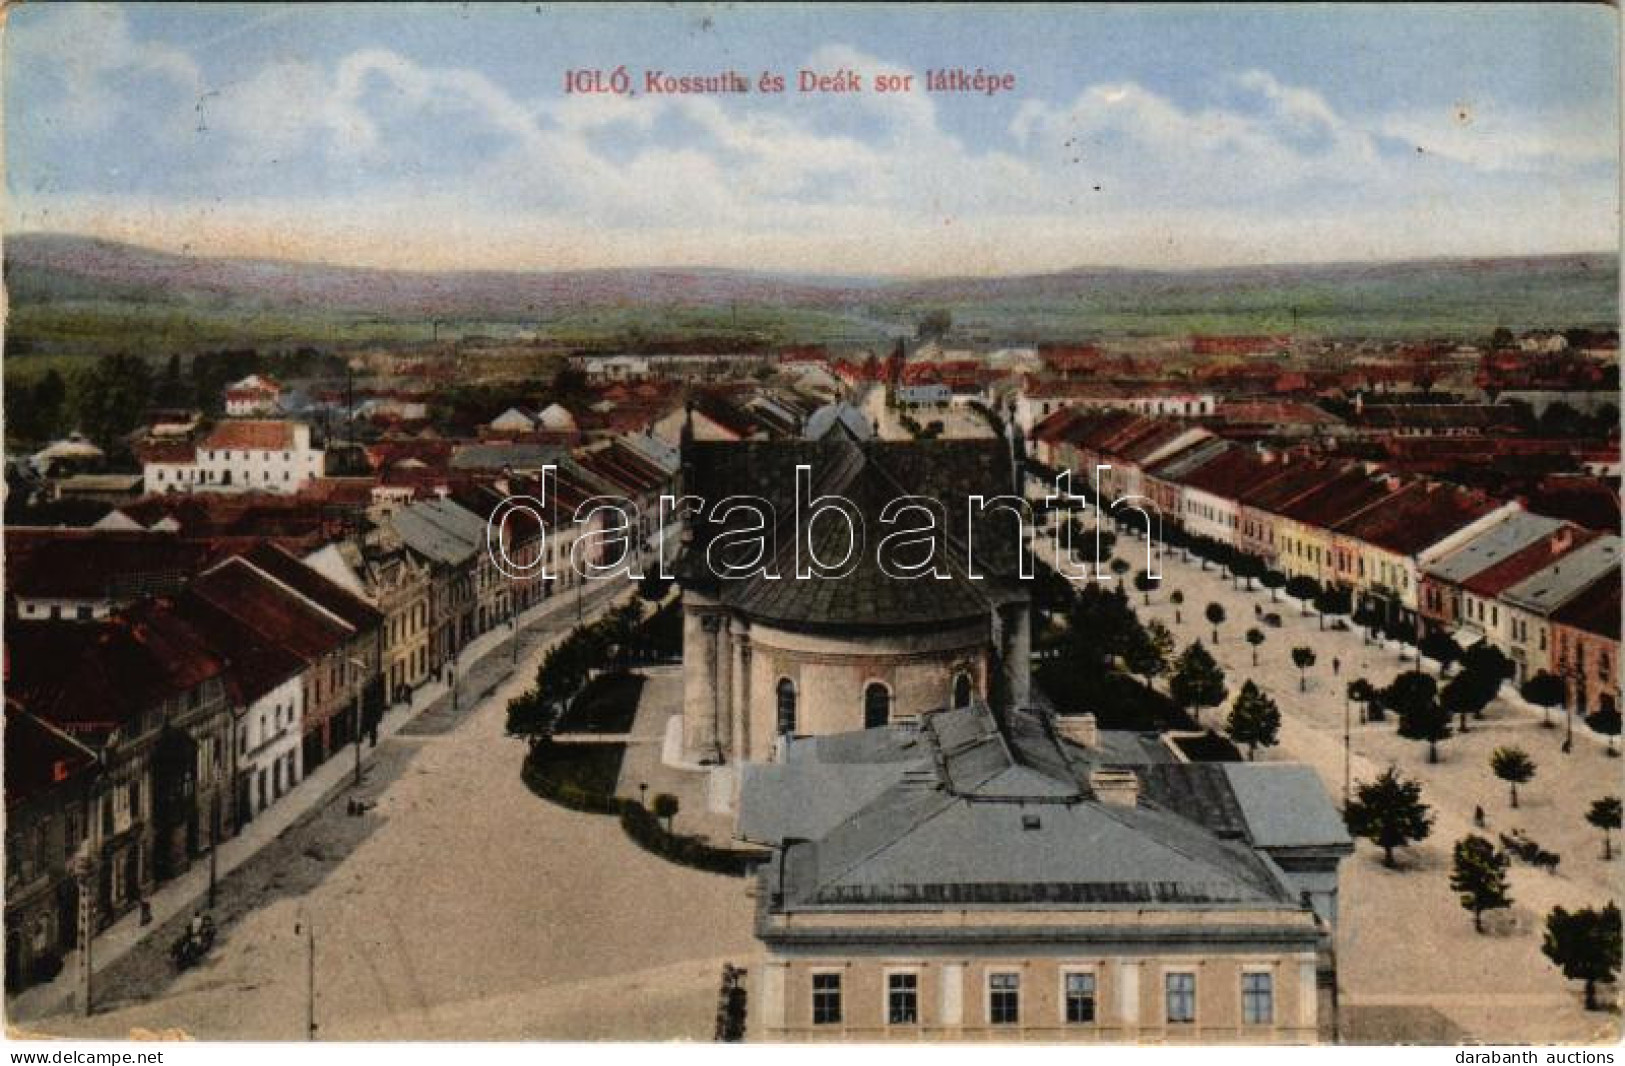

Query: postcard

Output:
[2, 2, 1619, 1054]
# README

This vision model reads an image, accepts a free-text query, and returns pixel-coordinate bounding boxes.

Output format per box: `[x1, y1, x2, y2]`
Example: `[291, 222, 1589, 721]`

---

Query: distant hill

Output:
[3, 232, 1617, 359]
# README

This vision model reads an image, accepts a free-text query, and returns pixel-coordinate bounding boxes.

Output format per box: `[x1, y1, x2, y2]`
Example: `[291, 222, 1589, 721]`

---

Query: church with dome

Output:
[673, 416, 1032, 766]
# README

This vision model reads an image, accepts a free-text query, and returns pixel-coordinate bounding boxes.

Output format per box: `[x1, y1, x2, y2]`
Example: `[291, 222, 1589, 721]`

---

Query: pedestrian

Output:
[140, 899, 153, 926]
[1332, 657, 1341, 677]
[1473, 805, 1485, 828]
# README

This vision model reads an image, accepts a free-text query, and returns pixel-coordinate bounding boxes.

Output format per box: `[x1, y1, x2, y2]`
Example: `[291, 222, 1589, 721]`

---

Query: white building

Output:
[194, 420, 325, 493]
[224, 374, 283, 416]
[1014, 382, 1217, 433]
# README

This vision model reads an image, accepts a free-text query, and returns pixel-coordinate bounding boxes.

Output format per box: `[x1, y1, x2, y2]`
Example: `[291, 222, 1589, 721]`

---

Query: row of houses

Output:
[1033, 409, 1620, 719]
[4, 431, 680, 990]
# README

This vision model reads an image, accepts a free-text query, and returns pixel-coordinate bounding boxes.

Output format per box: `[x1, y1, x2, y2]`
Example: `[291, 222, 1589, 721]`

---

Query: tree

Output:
[1440, 673, 1491, 735]
[1291, 646, 1317, 692]
[1146, 620, 1176, 673]
[1352, 601, 1383, 645]
[1226, 680, 1281, 761]
[1245, 627, 1266, 666]
[1586, 797, 1621, 861]
[1121, 620, 1170, 687]
[1344, 767, 1434, 868]
[1312, 586, 1350, 631]
[1285, 575, 1320, 616]
[1231, 553, 1263, 591]
[1387, 671, 1451, 763]
[1169, 589, 1184, 623]
[504, 688, 551, 747]
[651, 792, 680, 833]
[1521, 672, 1567, 727]
[1419, 631, 1463, 677]
[916, 309, 953, 341]
[1170, 642, 1227, 726]
[1542, 903, 1622, 1010]
[1204, 602, 1226, 644]
[1133, 568, 1159, 605]
[1450, 834, 1512, 933]
[1260, 569, 1286, 603]
[1490, 747, 1536, 808]
[74, 353, 155, 450]
[1459, 645, 1514, 708]
[638, 571, 672, 602]
[1347, 678, 1377, 722]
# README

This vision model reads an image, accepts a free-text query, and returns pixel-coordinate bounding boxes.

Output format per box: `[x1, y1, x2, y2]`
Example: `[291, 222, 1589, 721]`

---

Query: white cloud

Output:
[15, 2, 200, 132]
[7, 24, 1616, 273]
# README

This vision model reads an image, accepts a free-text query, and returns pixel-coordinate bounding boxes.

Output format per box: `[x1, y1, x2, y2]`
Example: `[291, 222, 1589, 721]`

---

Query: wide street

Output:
[1059, 525, 1622, 1043]
[21, 580, 757, 1041]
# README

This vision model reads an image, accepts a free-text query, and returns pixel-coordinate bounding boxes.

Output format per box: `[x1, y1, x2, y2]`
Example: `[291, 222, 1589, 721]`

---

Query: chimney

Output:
[1055, 712, 1099, 748]
[1089, 768, 1141, 808]
[1551, 527, 1575, 556]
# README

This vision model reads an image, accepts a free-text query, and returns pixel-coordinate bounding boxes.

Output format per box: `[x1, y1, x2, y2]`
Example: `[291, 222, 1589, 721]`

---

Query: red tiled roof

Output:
[235, 543, 382, 633]
[183, 560, 352, 671]
[7, 602, 229, 738]
[135, 438, 198, 464]
[1275, 468, 1397, 528]
[4, 710, 96, 809]
[1459, 527, 1600, 599]
[202, 420, 298, 451]
[5, 530, 214, 599]
[1332, 481, 1504, 556]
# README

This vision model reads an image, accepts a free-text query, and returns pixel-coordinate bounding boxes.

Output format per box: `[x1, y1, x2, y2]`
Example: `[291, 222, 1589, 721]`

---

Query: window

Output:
[1064, 971, 1096, 1024]
[863, 682, 892, 729]
[887, 972, 919, 1025]
[776, 679, 797, 735]
[989, 972, 1020, 1025]
[1241, 972, 1273, 1024]
[812, 973, 842, 1025]
[953, 672, 974, 709]
[1165, 972, 1196, 1024]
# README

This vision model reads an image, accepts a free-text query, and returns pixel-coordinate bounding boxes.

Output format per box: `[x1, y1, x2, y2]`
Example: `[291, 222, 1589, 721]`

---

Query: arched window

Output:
[953, 672, 974, 709]
[776, 678, 797, 736]
[863, 682, 892, 729]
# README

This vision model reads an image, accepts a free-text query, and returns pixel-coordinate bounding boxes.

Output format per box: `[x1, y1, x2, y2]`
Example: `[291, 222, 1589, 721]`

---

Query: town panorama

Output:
[2, 2, 1620, 1056]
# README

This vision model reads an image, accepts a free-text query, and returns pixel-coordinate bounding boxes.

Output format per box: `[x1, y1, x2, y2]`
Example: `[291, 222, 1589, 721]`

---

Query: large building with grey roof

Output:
[739, 701, 1351, 1041]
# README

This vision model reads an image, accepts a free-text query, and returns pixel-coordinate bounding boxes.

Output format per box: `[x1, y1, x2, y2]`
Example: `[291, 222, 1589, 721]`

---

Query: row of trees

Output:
[505, 600, 647, 745]
[6, 348, 350, 450]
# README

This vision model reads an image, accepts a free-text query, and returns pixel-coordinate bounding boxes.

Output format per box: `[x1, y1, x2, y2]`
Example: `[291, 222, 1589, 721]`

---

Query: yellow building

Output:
[739, 704, 1352, 1043]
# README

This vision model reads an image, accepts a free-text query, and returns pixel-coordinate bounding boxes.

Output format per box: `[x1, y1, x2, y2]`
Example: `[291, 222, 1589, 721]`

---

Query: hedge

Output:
[522, 747, 764, 876]
[619, 803, 762, 878]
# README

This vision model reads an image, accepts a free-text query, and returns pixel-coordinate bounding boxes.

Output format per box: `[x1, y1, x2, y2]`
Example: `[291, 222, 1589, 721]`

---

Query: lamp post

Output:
[294, 909, 317, 1040]
[71, 841, 97, 1018]
[347, 656, 369, 788]
[1343, 691, 1352, 809]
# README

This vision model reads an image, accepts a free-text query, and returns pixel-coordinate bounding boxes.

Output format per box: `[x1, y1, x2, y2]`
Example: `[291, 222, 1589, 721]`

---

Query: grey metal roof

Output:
[1223, 764, 1354, 850]
[450, 442, 566, 471]
[745, 703, 1341, 912]
[387, 498, 486, 566]
[1424, 511, 1566, 585]
[1501, 534, 1622, 614]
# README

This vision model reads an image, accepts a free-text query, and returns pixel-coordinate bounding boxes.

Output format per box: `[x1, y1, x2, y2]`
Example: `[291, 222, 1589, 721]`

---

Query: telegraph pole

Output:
[75, 847, 95, 1018]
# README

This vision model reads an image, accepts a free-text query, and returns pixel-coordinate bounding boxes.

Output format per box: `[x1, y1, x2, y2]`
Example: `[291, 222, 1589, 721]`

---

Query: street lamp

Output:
[347, 656, 369, 788]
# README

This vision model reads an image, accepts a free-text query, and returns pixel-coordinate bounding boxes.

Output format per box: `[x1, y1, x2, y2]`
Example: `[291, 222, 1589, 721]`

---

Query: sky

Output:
[4, 2, 1619, 276]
